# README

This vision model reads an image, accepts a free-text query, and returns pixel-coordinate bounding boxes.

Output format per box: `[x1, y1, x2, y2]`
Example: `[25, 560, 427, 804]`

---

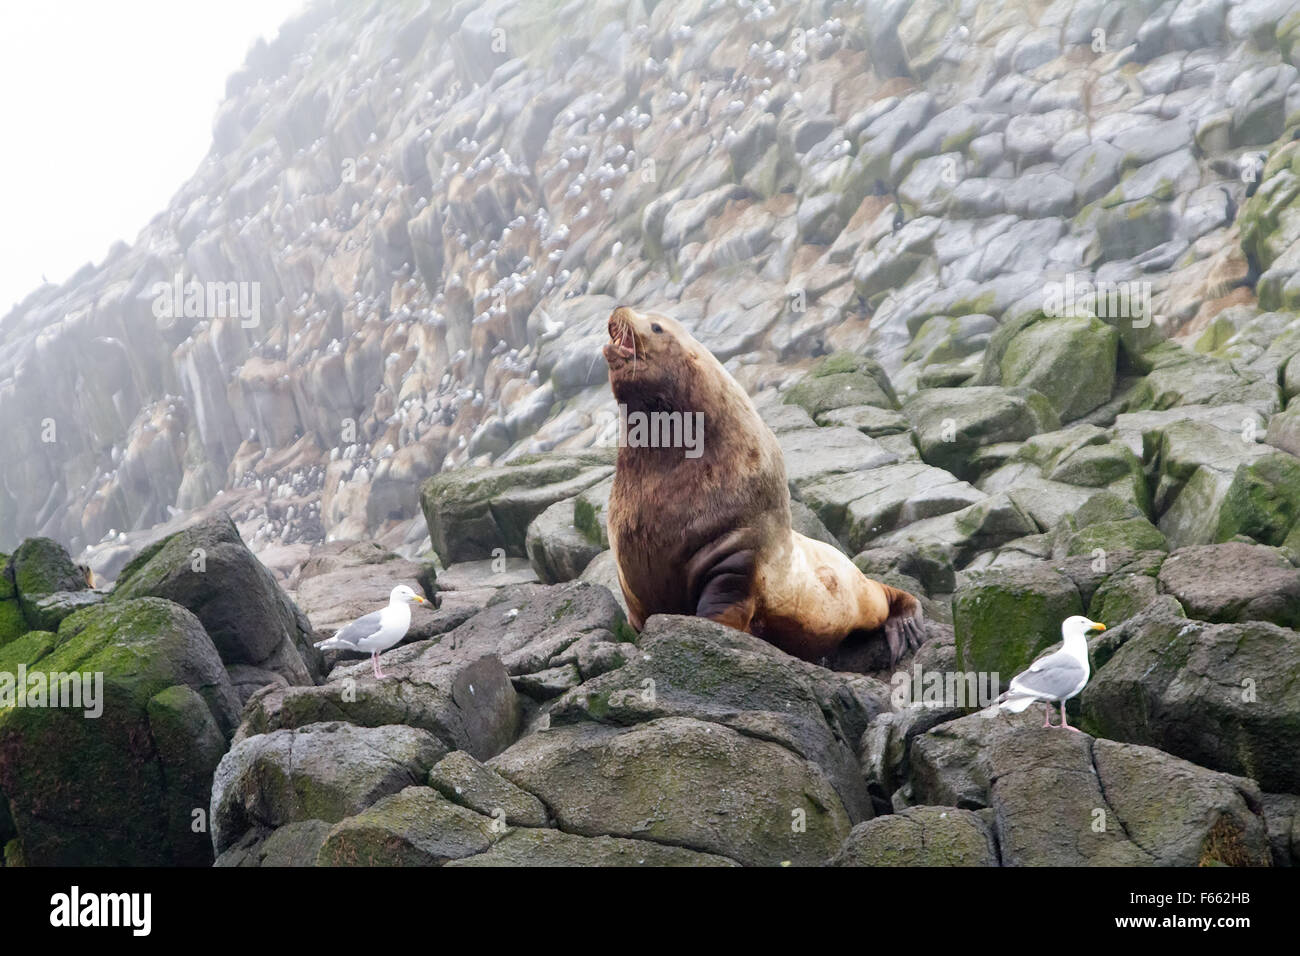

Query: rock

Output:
[829, 806, 998, 866]
[293, 540, 434, 635]
[215, 819, 333, 867]
[910, 713, 1270, 865]
[1260, 792, 1300, 866]
[800, 461, 986, 552]
[778, 426, 898, 489]
[953, 563, 1084, 680]
[548, 614, 887, 821]
[239, 648, 520, 759]
[428, 750, 548, 827]
[316, 786, 497, 866]
[526, 497, 603, 583]
[211, 721, 446, 853]
[491, 716, 853, 866]
[7, 538, 91, 630]
[782, 351, 899, 417]
[1157, 542, 1300, 628]
[111, 514, 317, 689]
[447, 826, 739, 866]
[998, 317, 1119, 422]
[1083, 601, 1300, 793]
[420, 457, 613, 565]
[902, 387, 1059, 481]
[0, 598, 240, 865]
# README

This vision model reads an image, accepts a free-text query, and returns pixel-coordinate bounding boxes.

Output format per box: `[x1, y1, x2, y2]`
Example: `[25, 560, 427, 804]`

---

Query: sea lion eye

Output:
[651, 323, 663, 333]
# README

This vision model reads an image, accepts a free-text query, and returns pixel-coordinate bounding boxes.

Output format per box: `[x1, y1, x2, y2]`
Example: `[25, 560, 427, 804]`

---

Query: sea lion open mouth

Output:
[604, 311, 639, 367]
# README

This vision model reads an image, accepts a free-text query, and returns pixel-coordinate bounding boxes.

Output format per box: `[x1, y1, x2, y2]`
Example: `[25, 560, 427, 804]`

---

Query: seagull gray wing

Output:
[1008, 651, 1087, 701]
[328, 610, 386, 648]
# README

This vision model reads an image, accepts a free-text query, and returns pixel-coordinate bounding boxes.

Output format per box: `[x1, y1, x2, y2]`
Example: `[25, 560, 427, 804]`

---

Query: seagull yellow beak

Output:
[1090, 621, 1106, 631]
[414, 595, 427, 604]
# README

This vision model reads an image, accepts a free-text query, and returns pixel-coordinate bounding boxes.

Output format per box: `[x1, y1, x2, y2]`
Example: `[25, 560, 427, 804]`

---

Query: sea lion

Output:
[602, 305, 925, 667]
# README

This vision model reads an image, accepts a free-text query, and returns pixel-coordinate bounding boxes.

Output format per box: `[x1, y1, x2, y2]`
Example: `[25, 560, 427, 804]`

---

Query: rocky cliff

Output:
[3, 0, 1295, 581]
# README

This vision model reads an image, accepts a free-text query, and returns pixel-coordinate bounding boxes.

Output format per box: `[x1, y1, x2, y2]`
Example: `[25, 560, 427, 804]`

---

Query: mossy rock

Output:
[953, 564, 1084, 680]
[1214, 453, 1300, 545]
[0, 598, 240, 865]
[1083, 601, 1300, 792]
[9, 538, 86, 601]
[211, 722, 447, 854]
[316, 786, 497, 866]
[0, 599, 25, 648]
[420, 458, 612, 565]
[784, 351, 900, 415]
[901, 386, 1060, 481]
[1061, 518, 1168, 557]
[491, 716, 853, 866]
[1089, 572, 1162, 629]
[1000, 316, 1119, 421]
[111, 513, 315, 672]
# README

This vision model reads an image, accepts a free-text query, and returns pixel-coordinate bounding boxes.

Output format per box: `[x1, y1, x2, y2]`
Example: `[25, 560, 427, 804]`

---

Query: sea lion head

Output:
[603, 305, 702, 408]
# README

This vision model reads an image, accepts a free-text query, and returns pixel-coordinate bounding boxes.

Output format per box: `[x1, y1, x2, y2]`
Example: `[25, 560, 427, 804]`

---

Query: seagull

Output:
[313, 585, 427, 679]
[996, 616, 1105, 731]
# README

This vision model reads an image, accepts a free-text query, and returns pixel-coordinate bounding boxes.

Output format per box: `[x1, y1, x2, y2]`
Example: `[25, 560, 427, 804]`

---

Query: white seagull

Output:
[314, 584, 427, 679]
[996, 615, 1106, 731]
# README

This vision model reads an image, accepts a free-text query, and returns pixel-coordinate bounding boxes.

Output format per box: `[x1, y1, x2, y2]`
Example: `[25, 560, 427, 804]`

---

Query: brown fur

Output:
[603, 306, 924, 666]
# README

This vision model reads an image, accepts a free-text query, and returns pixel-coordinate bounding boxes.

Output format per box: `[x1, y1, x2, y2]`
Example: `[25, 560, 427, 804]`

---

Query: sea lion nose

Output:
[611, 306, 633, 326]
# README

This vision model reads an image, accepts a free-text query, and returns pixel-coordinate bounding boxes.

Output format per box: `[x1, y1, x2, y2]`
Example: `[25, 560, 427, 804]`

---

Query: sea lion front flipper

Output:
[685, 531, 758, 632]
[881, 587, 926, 666]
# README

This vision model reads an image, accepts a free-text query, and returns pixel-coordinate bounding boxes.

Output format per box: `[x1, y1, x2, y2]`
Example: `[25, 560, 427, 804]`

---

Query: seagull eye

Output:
[651, 323, 663, 333]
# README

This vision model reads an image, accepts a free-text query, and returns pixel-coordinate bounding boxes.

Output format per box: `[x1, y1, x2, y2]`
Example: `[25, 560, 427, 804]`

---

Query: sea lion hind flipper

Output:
[881, 587, 926, 667]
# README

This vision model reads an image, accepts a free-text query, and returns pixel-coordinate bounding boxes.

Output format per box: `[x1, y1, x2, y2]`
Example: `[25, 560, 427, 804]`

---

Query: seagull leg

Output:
[1042, 702, 1055, 728]
[372, 652, 385, 679]
[1059, 701, 1081, 732]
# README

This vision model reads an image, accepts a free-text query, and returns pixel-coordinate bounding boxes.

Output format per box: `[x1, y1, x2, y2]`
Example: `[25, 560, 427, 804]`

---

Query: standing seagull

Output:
[996, 616, 1105, 731]
[314, 585, 427, 679]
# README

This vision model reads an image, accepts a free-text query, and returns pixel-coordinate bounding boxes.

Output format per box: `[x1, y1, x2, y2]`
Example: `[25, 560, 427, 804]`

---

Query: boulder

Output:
[427, 751, 548, 827]
[237, 650, 521, 759]
[525, 497, 603, 583]
[953, 564, 1084, 680]
[315, 786, 495, 866]
[0, 598, 240, 865]
[111, 514, 318, 690]
[909, 713, 1270, 865]
[491, 716, 853, 866]
[214, 819, 333, 867]
[902, 386, 1059, 481]
[419, 456, 613, 565]
[547, 614, 888, 821]
[211, 721, 446, 853]
[1083, 601, 1300, 793]
[999, 317, 1119, 421]
[829, 806, 998, 866]
[1157, 542, 1300, 628]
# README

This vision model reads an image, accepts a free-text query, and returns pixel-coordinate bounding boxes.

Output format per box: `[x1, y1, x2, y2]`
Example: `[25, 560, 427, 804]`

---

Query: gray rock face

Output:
[210, 721, 446, 853]
[111, 514, 319, 691]
[829, 806, 998, 866]
[909, 713, 1270, 866]
[1083, 600, 1300, 793]
[490, 717, 851, 867]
